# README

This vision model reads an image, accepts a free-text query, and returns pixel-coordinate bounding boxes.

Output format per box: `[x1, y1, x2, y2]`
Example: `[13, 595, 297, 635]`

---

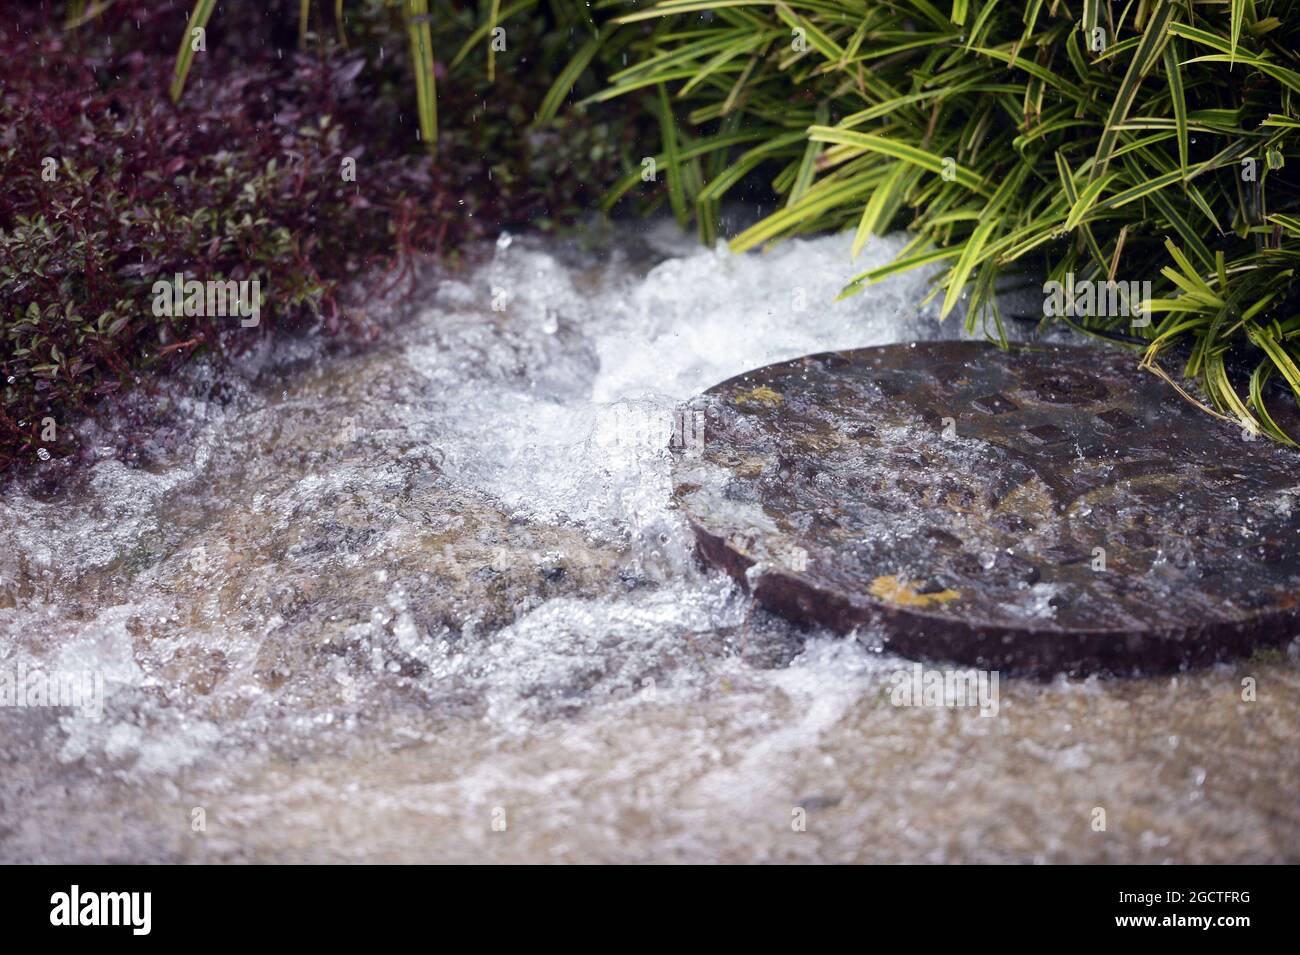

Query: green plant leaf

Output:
[169, 0, 217, 103]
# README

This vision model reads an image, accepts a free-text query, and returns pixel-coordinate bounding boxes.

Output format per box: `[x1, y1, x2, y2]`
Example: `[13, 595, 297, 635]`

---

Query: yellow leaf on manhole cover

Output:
[732, 386, 783, 408]
[868, 574, 960, 609]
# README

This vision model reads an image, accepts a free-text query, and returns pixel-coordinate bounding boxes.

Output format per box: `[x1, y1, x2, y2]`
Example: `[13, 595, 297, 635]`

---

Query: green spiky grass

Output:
[127, 0, 1300, 441]
[590, 0, 1300, 442]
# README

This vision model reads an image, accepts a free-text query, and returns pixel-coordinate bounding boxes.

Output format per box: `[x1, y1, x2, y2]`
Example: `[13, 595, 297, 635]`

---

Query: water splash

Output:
[1, 222, 1296, 862]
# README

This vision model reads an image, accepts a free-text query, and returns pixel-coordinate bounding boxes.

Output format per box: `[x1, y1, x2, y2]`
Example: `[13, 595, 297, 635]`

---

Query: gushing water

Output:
[2, 222, 1297, 862]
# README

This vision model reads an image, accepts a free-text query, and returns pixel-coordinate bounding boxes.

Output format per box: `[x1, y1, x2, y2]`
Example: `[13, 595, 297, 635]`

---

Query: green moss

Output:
[1247, 644, 1289, 667]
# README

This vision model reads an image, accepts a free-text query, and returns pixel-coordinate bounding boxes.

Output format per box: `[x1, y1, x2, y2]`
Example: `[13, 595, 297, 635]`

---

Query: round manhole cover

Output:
[671, 342, 1300, 675]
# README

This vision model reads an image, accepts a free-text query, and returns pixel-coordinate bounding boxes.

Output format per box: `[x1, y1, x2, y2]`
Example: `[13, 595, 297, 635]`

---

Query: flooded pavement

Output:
[2, 221, 1298, 863]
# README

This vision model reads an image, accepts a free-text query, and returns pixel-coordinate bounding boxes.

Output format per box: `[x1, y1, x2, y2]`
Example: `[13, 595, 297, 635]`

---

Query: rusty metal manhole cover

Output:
[671, 342, 1300, 675]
